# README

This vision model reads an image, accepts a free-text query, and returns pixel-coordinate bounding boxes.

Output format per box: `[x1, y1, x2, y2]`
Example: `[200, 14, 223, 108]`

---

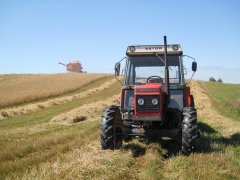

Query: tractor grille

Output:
[136, 95, 160, 113]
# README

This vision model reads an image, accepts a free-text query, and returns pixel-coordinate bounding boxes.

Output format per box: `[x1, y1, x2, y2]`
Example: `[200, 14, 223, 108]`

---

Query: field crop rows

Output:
[0, 77, 117, 120]
[0, 75, 239, 179]
[0, 75, 120, 179]
[0, 73, 109, 108]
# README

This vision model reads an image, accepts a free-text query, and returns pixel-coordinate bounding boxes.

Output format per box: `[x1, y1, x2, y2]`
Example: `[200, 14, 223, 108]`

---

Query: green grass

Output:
[0, 77, 121, 179]
[80, 120, 240, 179]
[1, 78, 240, 179]
[35, 120, 239, 180]
[200, 82, 240, 121]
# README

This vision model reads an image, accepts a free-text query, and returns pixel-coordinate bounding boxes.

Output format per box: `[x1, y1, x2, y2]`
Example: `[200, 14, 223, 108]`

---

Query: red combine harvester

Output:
[59, 61, 85, 73]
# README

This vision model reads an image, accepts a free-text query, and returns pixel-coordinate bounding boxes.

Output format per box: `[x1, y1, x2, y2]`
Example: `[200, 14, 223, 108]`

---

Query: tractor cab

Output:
[125, 45, 184, 85]
[122, 45, 186, 117]
[100, 36, 199, 155]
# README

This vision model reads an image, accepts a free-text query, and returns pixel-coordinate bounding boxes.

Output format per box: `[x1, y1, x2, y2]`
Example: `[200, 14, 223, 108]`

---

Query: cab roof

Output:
[126, 44, 183, 56]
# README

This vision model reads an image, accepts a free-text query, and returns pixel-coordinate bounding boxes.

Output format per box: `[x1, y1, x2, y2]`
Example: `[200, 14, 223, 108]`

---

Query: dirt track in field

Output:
[190, 81, 240, 137]
[0, 78, 117, 120]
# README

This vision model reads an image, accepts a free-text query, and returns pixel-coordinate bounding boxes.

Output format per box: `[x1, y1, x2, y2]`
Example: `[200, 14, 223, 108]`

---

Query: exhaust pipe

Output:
[164, 36, 170, 102]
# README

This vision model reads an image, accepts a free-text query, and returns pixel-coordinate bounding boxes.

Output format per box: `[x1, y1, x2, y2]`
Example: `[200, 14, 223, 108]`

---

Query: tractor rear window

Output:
[125, 55, 181, 85]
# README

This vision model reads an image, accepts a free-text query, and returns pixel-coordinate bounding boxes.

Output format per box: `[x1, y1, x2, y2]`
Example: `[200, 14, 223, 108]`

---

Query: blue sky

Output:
[0, 0, 240, 83]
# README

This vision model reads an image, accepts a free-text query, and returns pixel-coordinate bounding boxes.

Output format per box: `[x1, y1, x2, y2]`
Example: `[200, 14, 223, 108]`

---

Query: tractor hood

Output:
[135, 83, 163, 93]
[134, 83, 164, 119]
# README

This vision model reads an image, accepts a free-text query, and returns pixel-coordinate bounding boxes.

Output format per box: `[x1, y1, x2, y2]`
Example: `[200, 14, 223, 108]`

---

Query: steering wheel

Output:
[146, 76, 163, 83]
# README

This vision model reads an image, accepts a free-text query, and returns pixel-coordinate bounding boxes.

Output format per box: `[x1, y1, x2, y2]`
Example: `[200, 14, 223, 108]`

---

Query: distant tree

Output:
[217, 78, 223, 83]
[209, 77, 216, 82]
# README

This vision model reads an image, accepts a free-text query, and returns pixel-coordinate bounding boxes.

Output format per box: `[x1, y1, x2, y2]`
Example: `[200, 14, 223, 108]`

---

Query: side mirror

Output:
[192, 61, 197, 72]
[115, 62, 120, 76]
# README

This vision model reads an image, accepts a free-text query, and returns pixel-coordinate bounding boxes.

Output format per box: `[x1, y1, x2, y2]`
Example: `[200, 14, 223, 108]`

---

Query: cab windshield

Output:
[124, 55, 182, 85]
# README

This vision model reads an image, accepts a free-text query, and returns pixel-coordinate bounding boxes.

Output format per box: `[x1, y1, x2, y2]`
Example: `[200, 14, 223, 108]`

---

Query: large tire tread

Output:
[182, 106, 198, 155]
[100, 106, 122, 150]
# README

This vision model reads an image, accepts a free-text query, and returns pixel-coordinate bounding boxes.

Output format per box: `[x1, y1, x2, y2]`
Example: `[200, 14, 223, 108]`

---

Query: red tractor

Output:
[100, 36, 199, 155]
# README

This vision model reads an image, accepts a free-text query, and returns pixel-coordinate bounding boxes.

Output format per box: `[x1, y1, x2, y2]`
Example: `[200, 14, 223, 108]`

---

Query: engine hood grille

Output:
[136, 95, 160, 113]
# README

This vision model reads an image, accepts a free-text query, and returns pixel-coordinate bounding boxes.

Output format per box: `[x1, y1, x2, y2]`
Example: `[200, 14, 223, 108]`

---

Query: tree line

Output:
[209, 77, 223, 83]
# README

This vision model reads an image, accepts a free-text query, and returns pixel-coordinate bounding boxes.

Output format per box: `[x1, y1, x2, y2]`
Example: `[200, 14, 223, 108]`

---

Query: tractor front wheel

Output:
[182, 107, 198, 155]
[100, 106, 122, 150]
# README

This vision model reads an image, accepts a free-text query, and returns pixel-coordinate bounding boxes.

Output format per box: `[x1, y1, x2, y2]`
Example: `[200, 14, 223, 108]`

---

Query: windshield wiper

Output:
[154, 53, 173, 71]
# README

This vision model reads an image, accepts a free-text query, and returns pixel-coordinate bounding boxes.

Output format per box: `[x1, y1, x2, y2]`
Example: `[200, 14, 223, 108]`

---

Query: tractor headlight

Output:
[129, 46, 136, 52]
[137, 98, 145, 105]
[172, 45, 179, 51]
[151, 98, 158, 105]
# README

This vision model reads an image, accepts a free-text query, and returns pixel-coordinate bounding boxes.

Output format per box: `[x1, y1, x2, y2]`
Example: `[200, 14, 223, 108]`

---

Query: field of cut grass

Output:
[200, 82, 240, 121]
[0, 75, 120, 179]
[0, 73, 109, 108]
[0, 78, 239, 179]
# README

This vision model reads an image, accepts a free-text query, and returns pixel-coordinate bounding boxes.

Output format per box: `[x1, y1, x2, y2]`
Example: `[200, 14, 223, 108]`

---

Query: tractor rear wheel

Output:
[100, 106, 122, 149]
[182, 107, 198, 155]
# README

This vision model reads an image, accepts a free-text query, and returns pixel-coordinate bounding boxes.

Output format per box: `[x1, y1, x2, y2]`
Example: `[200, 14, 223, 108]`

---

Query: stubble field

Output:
[0, 74, 239, 179]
